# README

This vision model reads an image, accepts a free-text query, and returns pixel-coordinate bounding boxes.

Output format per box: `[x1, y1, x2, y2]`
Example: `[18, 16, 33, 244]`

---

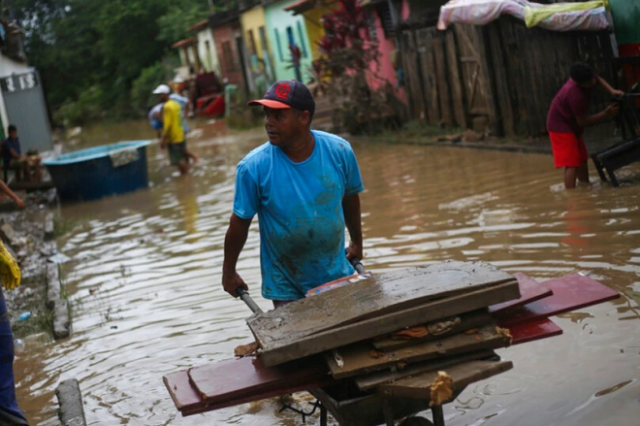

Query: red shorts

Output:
[549, 132, 588, 168]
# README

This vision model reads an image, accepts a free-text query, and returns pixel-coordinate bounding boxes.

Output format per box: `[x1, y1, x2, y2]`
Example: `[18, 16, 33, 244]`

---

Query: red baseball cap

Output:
[248, 80, 316, 118]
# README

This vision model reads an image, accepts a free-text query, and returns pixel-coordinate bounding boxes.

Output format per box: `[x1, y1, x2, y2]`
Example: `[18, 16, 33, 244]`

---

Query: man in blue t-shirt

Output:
[222, 80, 364, 306]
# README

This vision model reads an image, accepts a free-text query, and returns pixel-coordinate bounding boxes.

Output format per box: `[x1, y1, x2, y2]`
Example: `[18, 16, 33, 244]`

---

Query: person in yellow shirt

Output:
[153, 84, 189, 175]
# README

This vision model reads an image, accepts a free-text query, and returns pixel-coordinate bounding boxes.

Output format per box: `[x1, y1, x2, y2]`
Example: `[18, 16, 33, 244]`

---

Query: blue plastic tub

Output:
[43, 140, 152, 202]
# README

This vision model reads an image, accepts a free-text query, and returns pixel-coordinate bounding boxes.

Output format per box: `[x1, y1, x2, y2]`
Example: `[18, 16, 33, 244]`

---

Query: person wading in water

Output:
[221, 80, 364, 308]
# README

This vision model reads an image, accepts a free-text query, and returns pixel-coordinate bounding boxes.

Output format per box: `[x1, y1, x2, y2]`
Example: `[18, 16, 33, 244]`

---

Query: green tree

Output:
[10, 0, 220, 124]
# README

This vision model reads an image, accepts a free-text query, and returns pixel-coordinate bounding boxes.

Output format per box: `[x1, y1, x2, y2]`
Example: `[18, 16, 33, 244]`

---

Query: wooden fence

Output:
[400, 17, 617, 137]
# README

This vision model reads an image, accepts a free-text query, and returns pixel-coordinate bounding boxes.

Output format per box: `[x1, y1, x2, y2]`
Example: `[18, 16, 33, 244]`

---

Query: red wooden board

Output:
[508, 318, 562, 345]
[164, 370, 202, 412]
[188, 355, 331, 405]
[489, 273, 552, 314]
[496, 274, 619, 326]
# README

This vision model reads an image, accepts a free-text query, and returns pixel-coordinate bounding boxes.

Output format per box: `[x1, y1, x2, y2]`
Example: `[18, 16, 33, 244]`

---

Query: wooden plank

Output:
[433, 34, 453, 125]
[188, 355, 330, 405]
[496, 274, 620, 327]
[372, 309, 492, 351]
[485, 23, 515, 137]
[381, 360, 513, 401]
[417, 28, 440, 123]
[259, 280, 520, 367]
[401, 29, 426, 122]
[509, 318, 562, 345]
[356, 350, 495, 391]
[474, 25, 501, 135]
[164, 370, 202, 412]
[249, 261, 516, 351]
[488, 272, 552, 315]
[325, 324, 511, 380]
[445, 30, 468, 129]
[180, 378, 335, 417]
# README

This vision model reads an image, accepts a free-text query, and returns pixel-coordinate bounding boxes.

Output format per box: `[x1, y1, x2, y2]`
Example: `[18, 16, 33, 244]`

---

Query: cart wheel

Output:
[399, 416, 434, 426]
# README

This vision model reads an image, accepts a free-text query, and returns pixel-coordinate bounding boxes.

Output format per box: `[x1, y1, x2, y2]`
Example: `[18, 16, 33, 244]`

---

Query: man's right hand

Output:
[605, 103, 620, 118]
[222, 271, 249, 297]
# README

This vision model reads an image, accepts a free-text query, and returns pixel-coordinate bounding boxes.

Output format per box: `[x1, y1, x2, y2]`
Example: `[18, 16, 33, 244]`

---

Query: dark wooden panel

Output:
[381, 360, 513, 401]
[486, 23, 514, 136]
[249, 261, 516, 351]
[356, 350, 495, 391]
[416, 28, 440, 122]
[326, 324, 511, 379]
[259, 280, 520, 367]
[401, 30, 426, 122]
[446, 30, 468, 128]
[433, 33, 454, 125]
[372, 309, 492, 351]
[474, 25, 500, 135]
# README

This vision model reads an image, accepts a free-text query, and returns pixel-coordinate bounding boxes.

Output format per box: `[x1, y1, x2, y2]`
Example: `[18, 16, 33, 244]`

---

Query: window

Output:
[296, 21, 308, 58]
[204, 40, 213, 71]
[222, 40, 236, 72]
[247, 29, 257, 55]
[286, 26, 295, 49]
[258, 26, 269, 54]
[274, 28, 284, 61]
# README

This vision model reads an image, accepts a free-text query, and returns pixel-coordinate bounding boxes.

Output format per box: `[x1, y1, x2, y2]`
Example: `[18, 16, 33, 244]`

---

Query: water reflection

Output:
[14, 120, 640, 425]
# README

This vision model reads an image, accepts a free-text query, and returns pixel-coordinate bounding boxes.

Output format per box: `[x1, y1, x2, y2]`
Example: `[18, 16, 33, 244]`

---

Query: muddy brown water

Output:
[13, 120, 640, 426]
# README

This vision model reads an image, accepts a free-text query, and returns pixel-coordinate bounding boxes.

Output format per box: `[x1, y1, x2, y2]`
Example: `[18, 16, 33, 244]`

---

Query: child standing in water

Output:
[547, 63, 622, 189]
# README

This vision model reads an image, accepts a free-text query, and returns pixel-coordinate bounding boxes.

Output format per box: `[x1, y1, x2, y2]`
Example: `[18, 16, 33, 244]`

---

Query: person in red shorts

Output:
[547, 63, 623, 189]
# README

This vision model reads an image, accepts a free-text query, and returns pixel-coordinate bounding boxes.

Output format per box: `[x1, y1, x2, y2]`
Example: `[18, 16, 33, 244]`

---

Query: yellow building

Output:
[239, 2, 275, 92]
[284, 0, 335, 61]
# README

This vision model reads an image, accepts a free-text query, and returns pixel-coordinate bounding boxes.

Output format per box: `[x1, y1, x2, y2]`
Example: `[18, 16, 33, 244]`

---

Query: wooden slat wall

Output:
[401, 30, 426, 121]
[400, 16, 616, 137]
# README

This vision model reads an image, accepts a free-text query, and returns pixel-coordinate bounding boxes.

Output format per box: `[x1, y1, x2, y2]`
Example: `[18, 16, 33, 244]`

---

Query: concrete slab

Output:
[56, 379, 87, 426]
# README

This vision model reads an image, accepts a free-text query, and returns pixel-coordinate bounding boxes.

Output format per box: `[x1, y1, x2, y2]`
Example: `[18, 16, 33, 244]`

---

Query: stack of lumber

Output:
[164, 262, 620, 418]
[246, 261, 520, 403]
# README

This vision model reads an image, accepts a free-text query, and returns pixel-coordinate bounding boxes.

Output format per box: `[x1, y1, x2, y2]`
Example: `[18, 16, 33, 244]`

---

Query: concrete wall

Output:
[196, 28, 221, 76]
[264, 0, 314, 82]
[0, 53, 31, 136]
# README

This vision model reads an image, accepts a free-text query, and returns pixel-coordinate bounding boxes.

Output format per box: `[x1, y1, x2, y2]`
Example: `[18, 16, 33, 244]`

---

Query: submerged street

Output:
[14, 120, 640, 426]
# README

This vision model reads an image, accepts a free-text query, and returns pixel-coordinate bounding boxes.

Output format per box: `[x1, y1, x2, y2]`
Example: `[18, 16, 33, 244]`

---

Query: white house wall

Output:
[197, 28, 221, 77]
[0, 53, 31, 133]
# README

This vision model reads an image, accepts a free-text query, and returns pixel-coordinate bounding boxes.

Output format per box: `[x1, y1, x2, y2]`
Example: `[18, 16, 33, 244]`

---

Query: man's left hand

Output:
[346, 241, 363, 262]
[611, 89, 625, 97]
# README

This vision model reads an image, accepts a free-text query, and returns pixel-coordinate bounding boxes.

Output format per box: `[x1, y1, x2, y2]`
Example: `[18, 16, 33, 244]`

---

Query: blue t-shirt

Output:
[233, 130, 364, 301]
[2, 137, 20, 166]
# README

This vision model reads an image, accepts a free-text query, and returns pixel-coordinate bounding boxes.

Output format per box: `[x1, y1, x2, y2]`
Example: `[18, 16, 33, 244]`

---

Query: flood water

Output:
[14, 120, 640, 426]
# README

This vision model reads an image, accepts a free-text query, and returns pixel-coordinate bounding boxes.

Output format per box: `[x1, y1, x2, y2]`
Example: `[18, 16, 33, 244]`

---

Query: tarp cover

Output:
[437, 0, 610, 32]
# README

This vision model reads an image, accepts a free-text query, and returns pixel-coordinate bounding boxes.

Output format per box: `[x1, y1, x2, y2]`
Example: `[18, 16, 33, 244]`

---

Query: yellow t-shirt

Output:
[163, 99, 185, 144]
